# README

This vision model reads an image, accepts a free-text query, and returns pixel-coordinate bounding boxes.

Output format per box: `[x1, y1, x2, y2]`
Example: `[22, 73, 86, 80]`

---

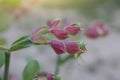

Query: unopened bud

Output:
[51, 40, 65, 55]
[51, 29, 68, 40]
[30, 36, 48, 44]
[65, 42, 80, 55]
[65, 26, 80, 35]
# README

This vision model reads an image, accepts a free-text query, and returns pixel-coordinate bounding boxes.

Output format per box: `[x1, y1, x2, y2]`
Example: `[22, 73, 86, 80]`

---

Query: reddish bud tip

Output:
[95, 24, 109, 36]
[32, 27, 41, 35]
[47, 73, 54, 80]
[51, 40, 65, 55]
[65, 26, 80, 35]
[85, 28, 99, 39]
[101, 28, 109, 36]
[51, 29, 68, 40]
[48, 19, 60, 30]
[94, 23, 104, 28]
[65, 42, 80, 54]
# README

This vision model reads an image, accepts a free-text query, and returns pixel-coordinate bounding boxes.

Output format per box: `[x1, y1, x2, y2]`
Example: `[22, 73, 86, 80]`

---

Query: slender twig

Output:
[60, 55, 73, 66]
[3, 50, 11, 80]
[55, 55, 61, 75]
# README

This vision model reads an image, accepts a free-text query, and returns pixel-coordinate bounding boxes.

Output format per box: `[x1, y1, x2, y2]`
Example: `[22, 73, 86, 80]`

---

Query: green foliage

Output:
[10, 35, 34, 51]
[0, 50, 5, 68]
[2, 0, 21, 8]
[0, 9, 12, 33]
[0, 72, 2, 80]
[55, 74, 61, 80]
[41, 0, 106, 9]
[0, 37, 7, 46]
[23, 59, 40, 80]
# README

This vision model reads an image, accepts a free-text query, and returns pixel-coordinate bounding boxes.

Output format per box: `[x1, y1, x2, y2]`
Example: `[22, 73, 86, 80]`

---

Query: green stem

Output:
[3, 51, 11, 80]
[60, 55, 73, 66]
[55, 55, 61, 75]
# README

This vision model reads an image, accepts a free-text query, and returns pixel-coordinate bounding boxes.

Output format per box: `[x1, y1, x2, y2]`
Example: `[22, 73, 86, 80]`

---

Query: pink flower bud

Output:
[47, 19, 60, 30]
[51, 29, 68, 40]
[65, 42, 80, 55]
[95, 23, 109, 36]
[94, 23, 104, 28]
[85, 28, 99, 39]
[32, 26, 48, 36]
[65, 26, 80, 35]
[100, 28, 109, 36]
[30, 36, 48, 44]
[47, 73, 54, 80]
[51, 40, 65, 55]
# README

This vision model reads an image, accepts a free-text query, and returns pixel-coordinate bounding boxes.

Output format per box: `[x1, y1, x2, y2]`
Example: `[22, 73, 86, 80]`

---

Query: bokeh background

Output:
[0, 0, 120, 80]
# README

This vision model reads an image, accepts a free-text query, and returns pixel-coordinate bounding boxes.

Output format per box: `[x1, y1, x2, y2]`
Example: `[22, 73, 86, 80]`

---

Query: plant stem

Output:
[55, 55, 61, 75]
[60, 55, 73, 66]
[3, 51, 11, 80]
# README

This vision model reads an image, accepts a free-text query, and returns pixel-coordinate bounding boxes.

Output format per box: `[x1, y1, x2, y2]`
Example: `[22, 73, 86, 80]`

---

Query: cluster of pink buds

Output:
[50, 40, 87, 55]
[30, 19, 86, 58]
[30, 19, 109, 57]
[85, 23, 109, 39]
[48, 19, 81, 40]
[33, 72, 60, 80]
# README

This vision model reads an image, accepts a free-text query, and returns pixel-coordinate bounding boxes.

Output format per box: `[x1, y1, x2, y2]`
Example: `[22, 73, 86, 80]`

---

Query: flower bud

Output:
[47, 19, 60, 31]
[65, 42, 80, 55]
[100, 28, 109, 36]
[47, 73, 54, 80]
[95, 23, 109, 37]
[51, 40, 65, 55]
[94, 23, 104, 28]
[30, 36, 48, 44]
[51, 29, 68, 40]
[65, 26, 80, 35]
[32, 26, 49, 36]
[85, 28, 99, 39]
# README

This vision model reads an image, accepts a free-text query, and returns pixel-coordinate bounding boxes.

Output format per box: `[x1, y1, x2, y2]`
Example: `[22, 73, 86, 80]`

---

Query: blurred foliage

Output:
[40, 0, 106, 9]
[0, 8, 12, 33]
[0, 37, 7, 46]
[40, 0, 120, 9]
[1, 0, 21, 8]
[0, 50, 5, 68]
[40, 0, 120, 20]
[0, 72, 2, 80]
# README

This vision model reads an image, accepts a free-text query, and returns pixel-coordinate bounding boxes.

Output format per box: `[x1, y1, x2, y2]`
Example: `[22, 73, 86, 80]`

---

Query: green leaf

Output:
[55, 75, 61, 80]
[23, 60, 40, 80]
[0, 50, 5, 68]
[10, 35, 34, 51]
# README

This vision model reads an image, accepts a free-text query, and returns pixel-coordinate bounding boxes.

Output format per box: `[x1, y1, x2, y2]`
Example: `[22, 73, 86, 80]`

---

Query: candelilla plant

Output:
[0, 18, 108, 80]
